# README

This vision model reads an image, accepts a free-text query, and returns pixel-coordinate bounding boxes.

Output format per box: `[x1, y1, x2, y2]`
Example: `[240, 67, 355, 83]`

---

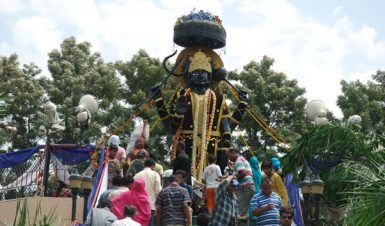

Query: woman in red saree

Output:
[111, 178, 151, 226]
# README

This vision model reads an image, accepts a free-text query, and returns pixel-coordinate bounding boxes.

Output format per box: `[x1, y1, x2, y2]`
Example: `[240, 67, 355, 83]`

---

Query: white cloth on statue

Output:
[126, 122, 149, 155]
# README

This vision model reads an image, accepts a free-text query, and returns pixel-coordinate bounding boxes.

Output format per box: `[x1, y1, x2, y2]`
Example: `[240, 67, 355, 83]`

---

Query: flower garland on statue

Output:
[191, 89, 216, 181]
[90, 145, 110, 169]
[175, 9, 223, 27]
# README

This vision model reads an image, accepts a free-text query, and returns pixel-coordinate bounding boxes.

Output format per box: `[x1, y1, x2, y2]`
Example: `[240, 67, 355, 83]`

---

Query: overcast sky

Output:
[1, 0, 385, 118]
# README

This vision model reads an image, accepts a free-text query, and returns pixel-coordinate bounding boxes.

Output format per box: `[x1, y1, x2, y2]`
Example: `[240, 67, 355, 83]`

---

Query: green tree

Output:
[44, 37, 124, 144]
[0, 66, 7, 146]
[0, 54, 45, 149]
[337, 71, 385, 133]
[227, 56, 307, 156]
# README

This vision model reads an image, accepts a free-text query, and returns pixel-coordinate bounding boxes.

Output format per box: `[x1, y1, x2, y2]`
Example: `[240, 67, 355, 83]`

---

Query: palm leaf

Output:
[341, 157, 385, 226]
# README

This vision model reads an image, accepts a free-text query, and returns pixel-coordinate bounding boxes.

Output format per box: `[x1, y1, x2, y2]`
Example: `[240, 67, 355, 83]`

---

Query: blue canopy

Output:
[52, 145, 95, 165]
[0, 146, 40, 168]
[0, 144, 96, 168]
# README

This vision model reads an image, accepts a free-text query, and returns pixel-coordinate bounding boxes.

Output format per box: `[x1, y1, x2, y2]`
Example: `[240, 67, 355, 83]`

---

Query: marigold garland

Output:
[192, 90, 217, 181]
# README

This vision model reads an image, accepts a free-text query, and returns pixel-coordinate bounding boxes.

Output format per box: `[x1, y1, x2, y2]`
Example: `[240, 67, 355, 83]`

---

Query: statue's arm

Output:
[229, 100, 248, 131]
[152, 85, 172, 131]
[153, 87, 186, 134]
[168, 94, 185, 134]
[220, 118, 231, 148]
[154, 96, 172, 130]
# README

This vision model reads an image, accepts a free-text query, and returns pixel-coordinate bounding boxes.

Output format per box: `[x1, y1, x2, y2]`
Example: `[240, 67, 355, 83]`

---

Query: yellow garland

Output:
[197, 90, 209, 180]
[202, 90, 216, 169]
[191, 91, 204, 179]
[192, 90, 217, 181]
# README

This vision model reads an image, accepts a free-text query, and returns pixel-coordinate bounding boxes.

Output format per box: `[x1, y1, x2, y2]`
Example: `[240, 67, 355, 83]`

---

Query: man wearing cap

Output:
[108, 135, 126, 164]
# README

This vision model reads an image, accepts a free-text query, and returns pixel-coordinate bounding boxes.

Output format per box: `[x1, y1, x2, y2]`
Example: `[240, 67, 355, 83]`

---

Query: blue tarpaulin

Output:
[52, 145, 95, 165]
[0, 144, 95, 168]
[0, 146, 40, 168]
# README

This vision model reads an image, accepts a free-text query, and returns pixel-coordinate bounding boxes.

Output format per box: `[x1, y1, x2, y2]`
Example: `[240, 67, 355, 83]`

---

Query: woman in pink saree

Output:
[111, 178, 151, 226]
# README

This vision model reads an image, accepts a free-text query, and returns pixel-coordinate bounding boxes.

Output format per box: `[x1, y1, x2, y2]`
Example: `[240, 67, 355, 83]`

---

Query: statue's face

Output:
[187, 69, 212, 95]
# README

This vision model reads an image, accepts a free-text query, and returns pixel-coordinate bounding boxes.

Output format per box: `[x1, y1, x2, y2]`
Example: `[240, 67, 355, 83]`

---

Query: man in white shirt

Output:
[202, 154, 222, 216]
[134, 158, 162, 226]
[112, 205, 140, 226]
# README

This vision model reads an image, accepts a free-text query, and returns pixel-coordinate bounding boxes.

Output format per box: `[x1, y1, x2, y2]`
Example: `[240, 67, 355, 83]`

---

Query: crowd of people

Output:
[84, 134, 300, 226]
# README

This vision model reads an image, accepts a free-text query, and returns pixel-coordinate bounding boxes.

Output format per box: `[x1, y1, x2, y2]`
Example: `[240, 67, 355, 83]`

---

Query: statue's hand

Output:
[150, 85, 162, 100]
[238, 89, 249, 102]
[176, 96, 188, 115]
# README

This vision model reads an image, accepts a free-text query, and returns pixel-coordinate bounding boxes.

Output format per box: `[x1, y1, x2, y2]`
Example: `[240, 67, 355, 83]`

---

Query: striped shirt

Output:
[234, 156, 254, 186]
[250, 191, 282, 226]
[155, 184, 190, 225]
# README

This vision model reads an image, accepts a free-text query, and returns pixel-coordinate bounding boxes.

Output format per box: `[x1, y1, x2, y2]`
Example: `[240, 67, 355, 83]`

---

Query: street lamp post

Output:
[69, 174, 82, 222]
[300, 174, 325, 226]
[76, 95, 99, 144]
[42, 101, 64, 197]
[300, 176, 312, 225]
[312, 175, 324, 226]
[82, 176, 93, 222]
[302, 100, 327, 225]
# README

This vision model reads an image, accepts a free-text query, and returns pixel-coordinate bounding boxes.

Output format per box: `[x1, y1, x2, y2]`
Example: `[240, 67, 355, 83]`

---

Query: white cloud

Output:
[1, 0, 385, 118]
[332, 5, 344, 16]
[0, 0, 24, 15]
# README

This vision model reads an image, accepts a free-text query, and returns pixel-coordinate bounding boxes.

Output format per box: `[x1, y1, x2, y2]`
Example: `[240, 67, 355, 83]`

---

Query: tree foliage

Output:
[0, 55, 45, 149]
[227, 56, 307, 156]
[43, 37, 124, 143]
[337, 71, 385, 133]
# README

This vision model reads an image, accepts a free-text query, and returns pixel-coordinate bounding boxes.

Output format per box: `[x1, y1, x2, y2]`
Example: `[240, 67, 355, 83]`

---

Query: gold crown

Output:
[188, 50, 212, 73]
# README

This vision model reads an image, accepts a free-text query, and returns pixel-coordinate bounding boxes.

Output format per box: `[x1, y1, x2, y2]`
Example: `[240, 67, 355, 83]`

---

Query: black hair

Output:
[112, 175, 123, 186]
[169, 174, 178, 183]
[177, 141, 185, 150]
[109, 144, 118, 150]
[262, 177, 273, 185]
[149, 152, 158, 161]
[124, 205, 137, 218]
[144, 158, 156, 167]
[174, 169, 186, 178]
[280, 205, 294, 217]
[122, 175, 134, 186]
[197, 212, 210, 226]
[261, 159, 273, 169]
[100, 199, 112, 209]
[208, 154, 216, 163]
[227, 147, 238, 153]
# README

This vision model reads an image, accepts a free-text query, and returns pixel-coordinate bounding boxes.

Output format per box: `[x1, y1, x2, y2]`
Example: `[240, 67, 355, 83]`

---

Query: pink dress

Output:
[111, 178, 151, 226]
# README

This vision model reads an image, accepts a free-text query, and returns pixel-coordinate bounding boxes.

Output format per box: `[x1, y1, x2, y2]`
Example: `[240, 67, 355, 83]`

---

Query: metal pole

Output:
[42, 133, 52, 197]
[313, 194, 321, 226]
[83, 188, 91, 222]
[71, 188, 79, 221]
[303, 193, 310, 226]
